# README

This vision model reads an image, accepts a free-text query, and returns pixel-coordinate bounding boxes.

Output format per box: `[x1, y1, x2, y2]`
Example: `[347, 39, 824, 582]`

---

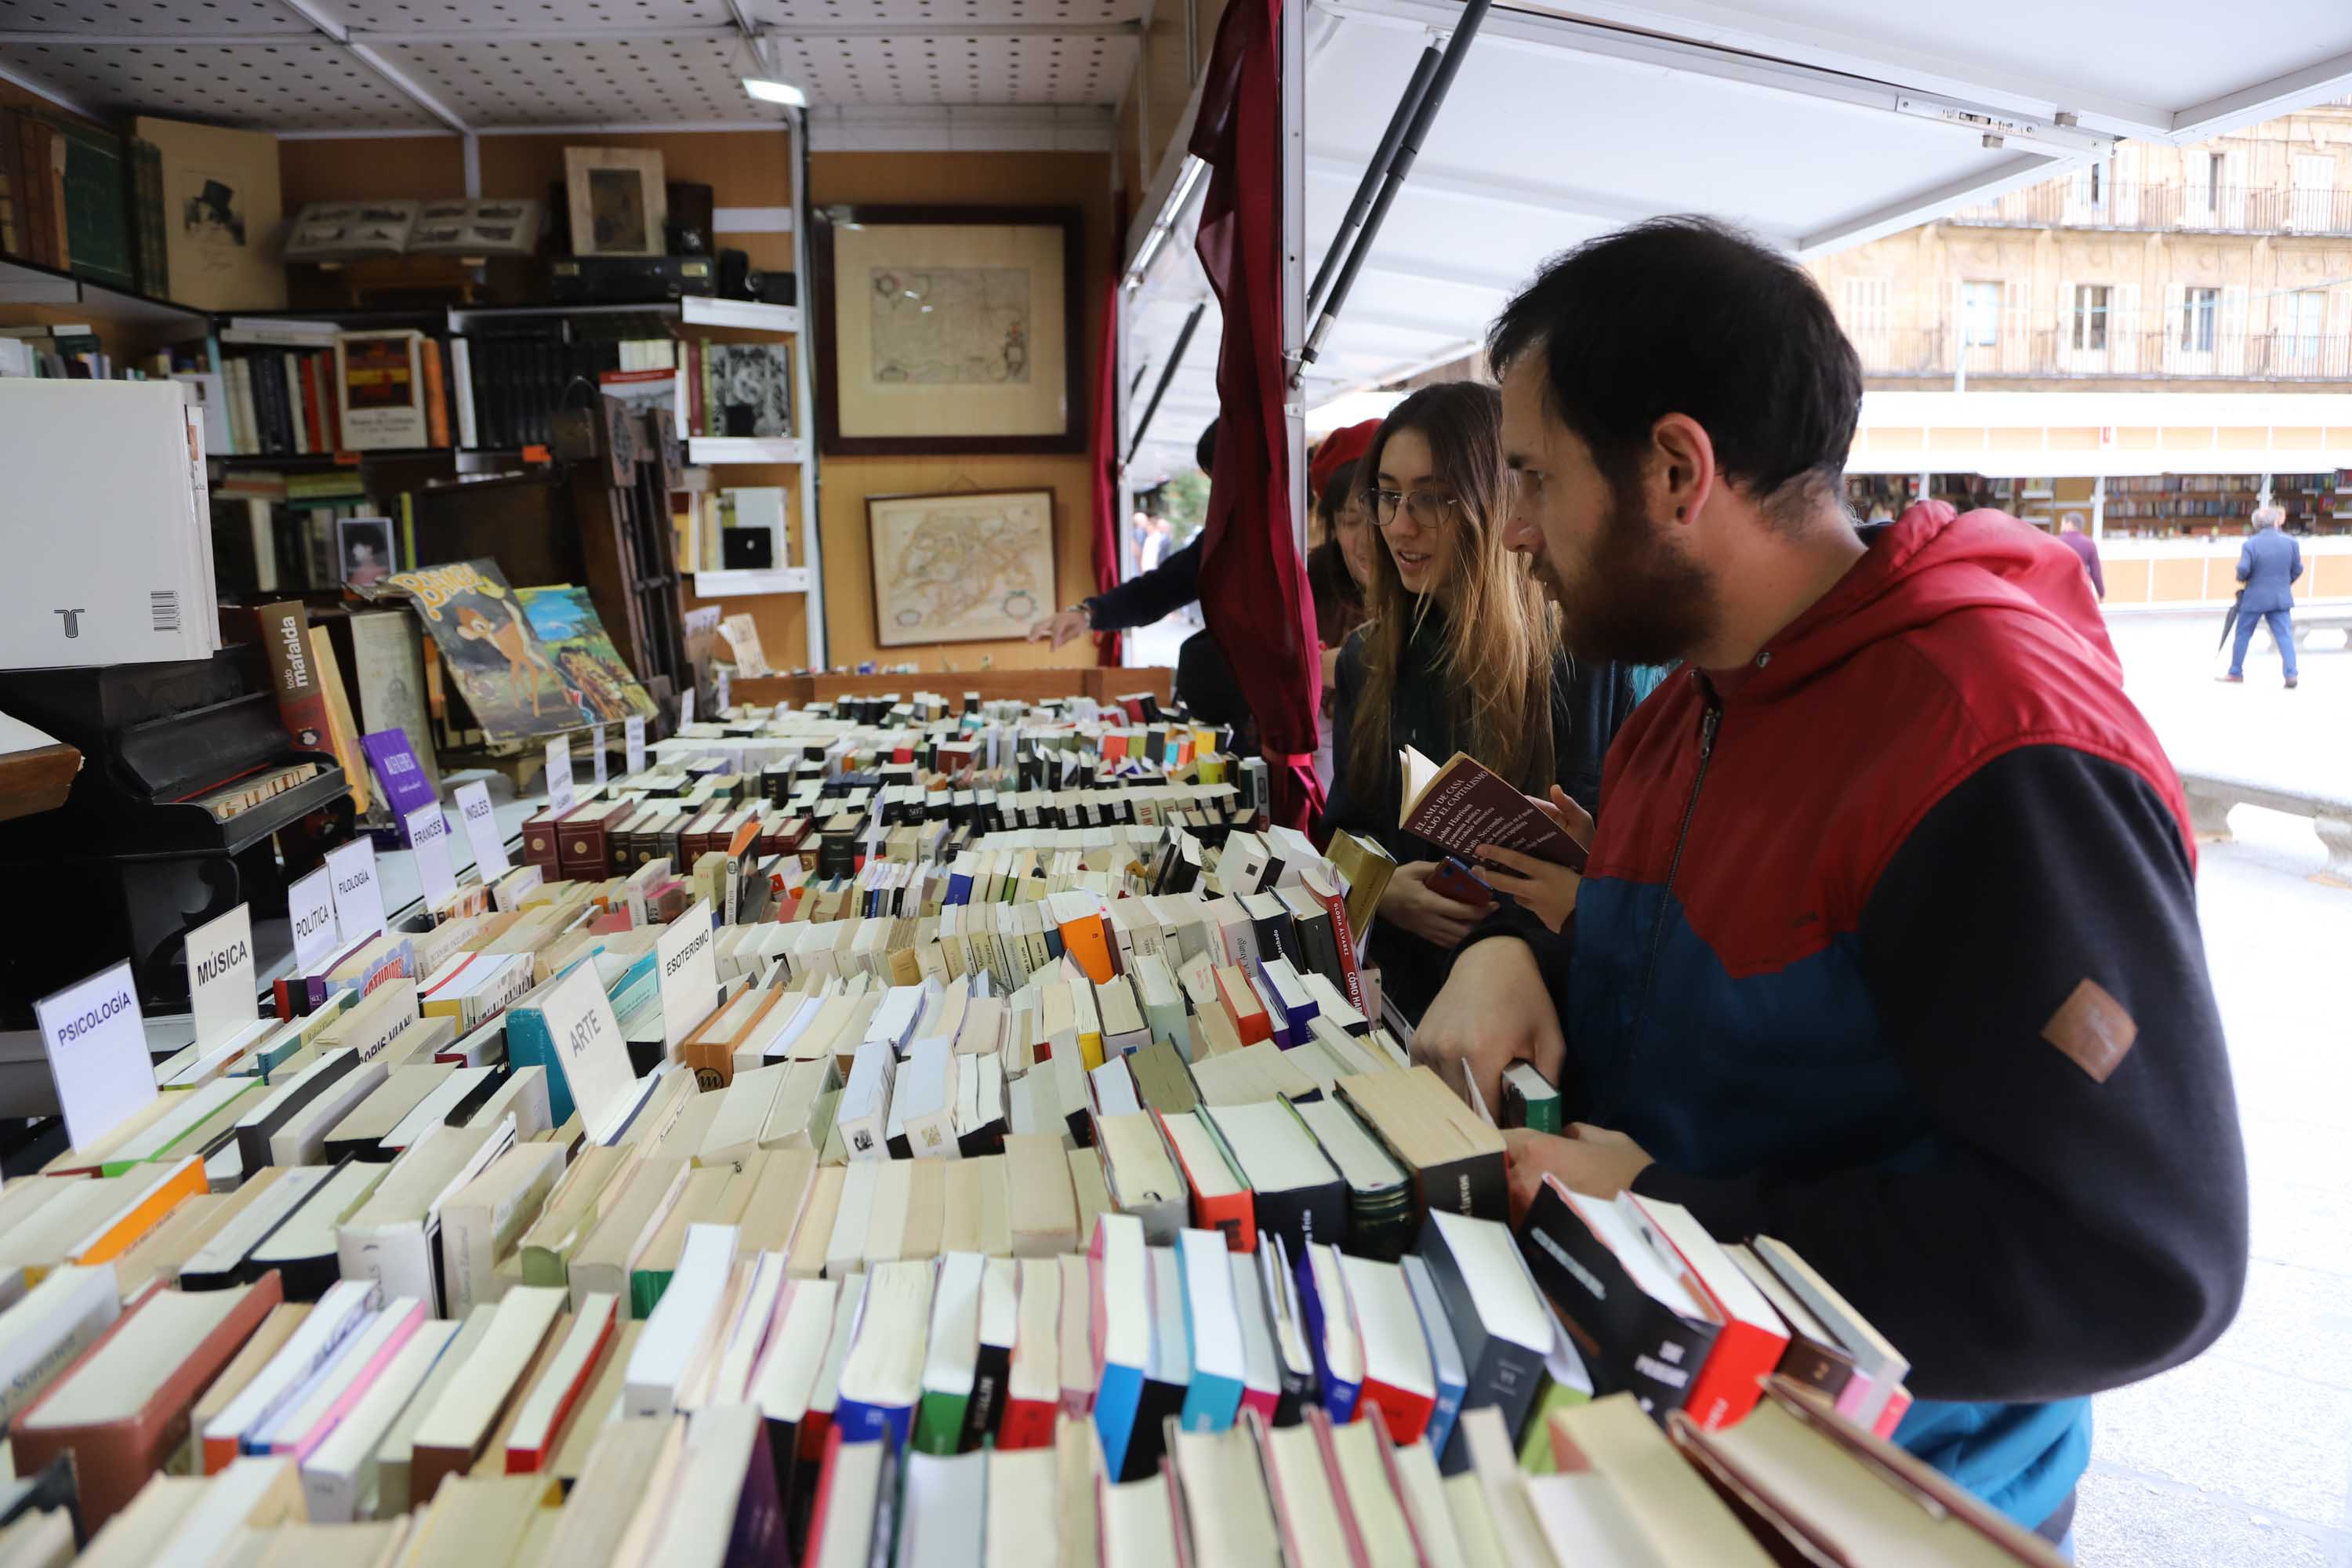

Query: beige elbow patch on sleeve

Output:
[2042, 978, 2139, 1083]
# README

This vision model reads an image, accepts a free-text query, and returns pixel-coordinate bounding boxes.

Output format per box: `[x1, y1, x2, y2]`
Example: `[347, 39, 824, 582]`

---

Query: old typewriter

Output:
[0, 641, 354, 1027]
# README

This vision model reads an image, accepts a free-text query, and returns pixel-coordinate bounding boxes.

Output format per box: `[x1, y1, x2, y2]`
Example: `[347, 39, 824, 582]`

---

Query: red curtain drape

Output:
[1088, 193, 1130, 668]
[1191, 0, 1323, 831]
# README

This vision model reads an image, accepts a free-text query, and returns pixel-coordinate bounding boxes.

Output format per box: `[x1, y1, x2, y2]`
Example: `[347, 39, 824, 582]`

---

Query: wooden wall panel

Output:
[265, 130, 1115, 682]
[802, 149, 1115, 675]
[279, 135, 466, 209]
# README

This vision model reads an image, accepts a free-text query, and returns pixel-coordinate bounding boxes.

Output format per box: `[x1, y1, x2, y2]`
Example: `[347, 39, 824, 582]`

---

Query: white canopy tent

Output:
[1120, 0, 2352, 489]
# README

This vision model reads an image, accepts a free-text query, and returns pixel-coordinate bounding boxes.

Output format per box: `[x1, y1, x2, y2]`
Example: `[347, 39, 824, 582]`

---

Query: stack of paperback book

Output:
[0, 685, 2052, 1566]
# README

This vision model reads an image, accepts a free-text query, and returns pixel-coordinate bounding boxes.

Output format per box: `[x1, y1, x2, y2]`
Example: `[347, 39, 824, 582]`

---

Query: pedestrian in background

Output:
[2222, 503, 2303, 689]
[2057, 512, 2104, 601]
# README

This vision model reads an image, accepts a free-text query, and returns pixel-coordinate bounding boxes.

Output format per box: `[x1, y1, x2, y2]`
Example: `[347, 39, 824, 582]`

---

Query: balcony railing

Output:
[1947, 180, 2352, 235]
[1848, 316, 2352, 381]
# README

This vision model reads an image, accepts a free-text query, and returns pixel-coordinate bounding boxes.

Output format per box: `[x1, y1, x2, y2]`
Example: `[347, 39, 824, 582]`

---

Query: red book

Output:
[1300, 869, 1369, 1020]
[1873, 1383, 1912, 1439]
[227, 600, 333, 755]
[1159, 1110, 1254, 1254]
[1629, 1193, 1791, 1431]
[1345, 1255, 1437, 1446]
[520, 808, 562, 872]
[1102, 731, 1129, 762]
[301, 351, 326, 453]
[1214, 964, 1272, 1046]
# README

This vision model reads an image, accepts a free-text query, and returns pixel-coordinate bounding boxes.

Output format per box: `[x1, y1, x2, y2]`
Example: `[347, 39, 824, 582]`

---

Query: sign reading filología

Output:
[34, 960, 158, 1152]
[626, 715, 647, 775]
[325, 837, 385, 942]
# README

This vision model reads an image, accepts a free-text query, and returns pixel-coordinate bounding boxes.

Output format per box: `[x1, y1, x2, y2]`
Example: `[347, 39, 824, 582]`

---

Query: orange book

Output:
[73, 1156, 207, 1268]
[421, 339, 451, 448]
[1159, 1110, 1254, 1254]
[9, 1271, 285, 1533]
[1055, 902, 1118, 987]
[1214, 965, 1272, 1047]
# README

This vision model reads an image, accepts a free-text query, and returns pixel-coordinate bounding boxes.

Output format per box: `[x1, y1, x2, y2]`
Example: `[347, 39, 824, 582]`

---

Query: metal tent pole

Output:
[1294, 0, 1493, 384]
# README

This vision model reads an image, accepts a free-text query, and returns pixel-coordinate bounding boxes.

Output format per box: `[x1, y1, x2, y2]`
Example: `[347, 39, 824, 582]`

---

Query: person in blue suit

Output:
[2224, 504, 2303, 688]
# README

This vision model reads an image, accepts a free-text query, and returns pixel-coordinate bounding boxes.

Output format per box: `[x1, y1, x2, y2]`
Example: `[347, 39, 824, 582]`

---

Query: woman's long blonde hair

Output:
[1344, 381, 1559, 802]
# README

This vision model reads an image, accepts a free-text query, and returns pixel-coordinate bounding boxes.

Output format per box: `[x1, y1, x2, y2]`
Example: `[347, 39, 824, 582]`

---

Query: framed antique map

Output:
[866, 488, 1058, 647]
[811, 205, 1083, 456]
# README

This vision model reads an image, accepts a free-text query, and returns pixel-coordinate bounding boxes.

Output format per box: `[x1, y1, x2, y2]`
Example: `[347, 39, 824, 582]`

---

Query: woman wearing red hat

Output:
[1324, 381, 1646, 1025]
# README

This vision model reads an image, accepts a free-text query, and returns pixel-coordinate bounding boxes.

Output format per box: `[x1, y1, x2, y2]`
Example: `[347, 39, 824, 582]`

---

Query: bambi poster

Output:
[368, 559, 573, 747]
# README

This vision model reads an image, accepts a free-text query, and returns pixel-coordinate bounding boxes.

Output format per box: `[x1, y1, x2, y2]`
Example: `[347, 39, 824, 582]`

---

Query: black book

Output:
[1418, 1209, 1551, 1466]
[863, 1435, 902, 1568]
[724, 1418, 788, 1568]
[1205, 1102, 1346, 1259]
[249, 352, 286, 454]
[234, 1047, 361, 1173]
[1240, 893, 1299, 969]
[1515, 1178, 1719, 1423]
[1277, 888, 1348, 1000]
[958, 1319, 1012, 1454]
[0, 1455, 79, 1545]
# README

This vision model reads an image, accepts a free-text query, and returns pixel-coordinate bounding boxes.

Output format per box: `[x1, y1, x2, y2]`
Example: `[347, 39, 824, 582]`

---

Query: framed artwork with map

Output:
[866, 488, 1059, 647]
[811, 205, 1083, 456]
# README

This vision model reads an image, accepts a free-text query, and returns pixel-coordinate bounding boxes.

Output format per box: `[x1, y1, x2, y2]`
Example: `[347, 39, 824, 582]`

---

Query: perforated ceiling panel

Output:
[1, 0, 314, 38]
[0, 0, 1144, 132]
[372, 34, 770, 125]
[752, 0, 1135, 19]
[758, 29, 1131, 105]
[0, 40, 446, 128]
[317, 0, 731, 33]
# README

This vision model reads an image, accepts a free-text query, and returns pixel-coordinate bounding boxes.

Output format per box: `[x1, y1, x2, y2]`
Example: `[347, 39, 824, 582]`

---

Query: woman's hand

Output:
[1475, 845, 1581, 933]
[1026, 608, 1091, 648]
[1380, 860, 1486, 949]
[1321, 644, 1344, 687]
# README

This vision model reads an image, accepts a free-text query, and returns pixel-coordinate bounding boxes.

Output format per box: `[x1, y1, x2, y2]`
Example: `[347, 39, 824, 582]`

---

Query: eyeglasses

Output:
[1369, 488, 1464, 528]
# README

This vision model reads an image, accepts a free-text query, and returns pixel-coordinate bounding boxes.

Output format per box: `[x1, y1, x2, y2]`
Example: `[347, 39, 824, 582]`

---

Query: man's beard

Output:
[1532, 481, 1717, 666]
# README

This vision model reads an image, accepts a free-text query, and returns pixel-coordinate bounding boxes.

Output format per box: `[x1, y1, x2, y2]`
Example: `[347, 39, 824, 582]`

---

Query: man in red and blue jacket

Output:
[1417, 218, 2246, 1549]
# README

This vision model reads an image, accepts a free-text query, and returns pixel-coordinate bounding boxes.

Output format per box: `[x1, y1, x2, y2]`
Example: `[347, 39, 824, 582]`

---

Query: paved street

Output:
[2075, 608, 2352, 1566]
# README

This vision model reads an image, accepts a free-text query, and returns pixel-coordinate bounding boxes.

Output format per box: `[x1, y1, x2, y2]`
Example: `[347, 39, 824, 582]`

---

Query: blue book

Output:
[1176, 1230, 1245, 1433]
[833, 1390, 916, 1450]
[1090, 1214, 1152, 1481]
[1293, 1240, 1361, 1423]
[1403, 1254, 1468, 1462]
[506, 946, 645, 1127]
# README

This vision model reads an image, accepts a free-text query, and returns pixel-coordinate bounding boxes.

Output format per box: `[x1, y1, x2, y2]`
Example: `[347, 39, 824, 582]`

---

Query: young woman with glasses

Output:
[1323, 381, 1646, 1023]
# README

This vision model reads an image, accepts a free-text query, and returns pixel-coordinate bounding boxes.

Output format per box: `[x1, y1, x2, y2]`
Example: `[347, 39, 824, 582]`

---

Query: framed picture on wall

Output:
[810, 205, 1084, 456]
[563, 147, 667, 257]
[867, 488, 1058, 647]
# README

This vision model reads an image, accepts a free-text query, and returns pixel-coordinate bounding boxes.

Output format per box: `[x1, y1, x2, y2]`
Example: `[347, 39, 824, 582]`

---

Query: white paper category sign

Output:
[289, 864, 341, 971]
[657, 898, 720, 1051]
[453, 780, 510, 880]
[537, 961, 637, 1145]
[34, 960, 157, 1152]
[679, 688, 696, 728]
[325, 837, 386, 943]
[545, 737, 575, 815]
[625, 715, 647, 775]
[184, 903, 256, 1050]
[591, 724, 608, 786]
[406, 803, 457, 911]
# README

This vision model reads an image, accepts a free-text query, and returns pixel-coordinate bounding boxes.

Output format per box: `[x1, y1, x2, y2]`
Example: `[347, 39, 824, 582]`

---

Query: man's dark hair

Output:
[1195, 419, 1218, 475]
[1487, 216, 1861, 517]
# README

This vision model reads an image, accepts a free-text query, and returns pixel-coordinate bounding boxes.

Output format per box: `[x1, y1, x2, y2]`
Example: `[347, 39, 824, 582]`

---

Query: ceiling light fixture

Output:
[742, 76, 807, 107]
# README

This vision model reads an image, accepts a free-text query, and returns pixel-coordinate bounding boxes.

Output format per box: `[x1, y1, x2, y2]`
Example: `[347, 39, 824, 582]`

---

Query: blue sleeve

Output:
[1085, 536, 1203, 631]
[2292, 539, 2305, 583]
[2236, 540, 2254, 583]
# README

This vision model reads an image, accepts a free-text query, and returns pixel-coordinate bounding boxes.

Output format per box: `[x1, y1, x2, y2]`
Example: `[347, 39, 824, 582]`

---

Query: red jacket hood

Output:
[1722, 501, 2123, 703]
